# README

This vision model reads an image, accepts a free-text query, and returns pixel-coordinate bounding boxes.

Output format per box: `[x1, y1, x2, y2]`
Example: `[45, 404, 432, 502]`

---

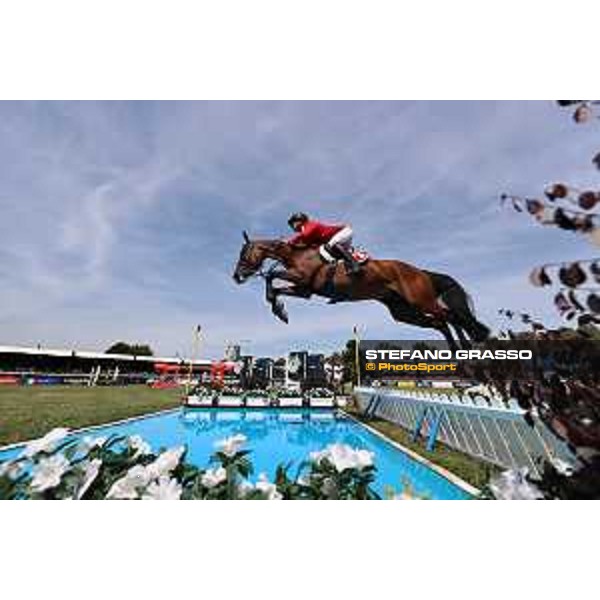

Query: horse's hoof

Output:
[272, 302, 289, 323]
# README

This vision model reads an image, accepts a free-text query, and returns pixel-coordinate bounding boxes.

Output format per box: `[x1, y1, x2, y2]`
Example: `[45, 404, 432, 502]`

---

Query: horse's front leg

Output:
[265, 273, 276, 304]
[264, 268, 292, 323]
[265, 268, 290, 303]
[273, 286, 313, 300]
[265, 269, 311, 324]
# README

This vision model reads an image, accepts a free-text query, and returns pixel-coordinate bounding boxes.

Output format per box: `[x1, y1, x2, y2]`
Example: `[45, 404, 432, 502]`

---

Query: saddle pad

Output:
[352, 249, 370, 264]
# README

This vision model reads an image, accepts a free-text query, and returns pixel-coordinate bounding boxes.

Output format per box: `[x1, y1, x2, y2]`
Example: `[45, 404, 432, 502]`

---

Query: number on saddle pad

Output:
[352, 248, 369, 264]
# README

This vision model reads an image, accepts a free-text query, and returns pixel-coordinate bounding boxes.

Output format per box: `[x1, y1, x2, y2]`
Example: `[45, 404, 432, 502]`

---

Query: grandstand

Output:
[0, 343, 340, 390]
[0, 345, 211, 386]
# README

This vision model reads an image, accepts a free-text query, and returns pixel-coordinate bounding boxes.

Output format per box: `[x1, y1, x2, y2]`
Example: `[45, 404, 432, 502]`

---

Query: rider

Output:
[287, 212, 361, 275]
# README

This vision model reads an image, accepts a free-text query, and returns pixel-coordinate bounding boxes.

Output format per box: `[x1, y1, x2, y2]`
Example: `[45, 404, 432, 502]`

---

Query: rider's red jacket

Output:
[288, 220, 344, 246]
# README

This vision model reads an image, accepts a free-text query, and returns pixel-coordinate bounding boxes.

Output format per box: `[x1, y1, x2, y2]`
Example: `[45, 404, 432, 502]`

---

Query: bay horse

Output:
[232, 231, 490, 349]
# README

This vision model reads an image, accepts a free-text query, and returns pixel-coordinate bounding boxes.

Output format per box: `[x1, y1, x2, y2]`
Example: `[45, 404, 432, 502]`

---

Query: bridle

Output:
[237, 240, 280, 280]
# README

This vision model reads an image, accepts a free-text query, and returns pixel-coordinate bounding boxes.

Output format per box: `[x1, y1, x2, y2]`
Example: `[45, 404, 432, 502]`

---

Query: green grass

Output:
[375, 384, 462, 395]
[345, 405, 499, 489]
[0, 385, 182, 447]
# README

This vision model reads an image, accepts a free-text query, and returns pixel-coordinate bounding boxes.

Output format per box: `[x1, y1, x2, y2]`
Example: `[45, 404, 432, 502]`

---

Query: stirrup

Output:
[334, 245, 361, 276]
[344, 261, 361, 276]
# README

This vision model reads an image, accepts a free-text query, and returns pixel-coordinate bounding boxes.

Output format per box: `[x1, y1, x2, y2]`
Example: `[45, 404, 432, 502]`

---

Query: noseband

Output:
[237, 243, 278, 279]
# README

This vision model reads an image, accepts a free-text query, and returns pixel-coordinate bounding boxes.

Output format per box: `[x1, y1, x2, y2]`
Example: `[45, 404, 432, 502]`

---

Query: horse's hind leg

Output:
[386, 272, 446, 321]
[441, 283, 490, 342]
[425, 270, 490, 343]
[451, 323, 471, 350]
[265, 277, 275, 303]
[381, 294, 458, 350]
[437, 321, 459, 353]
[381, 294, 432, 329]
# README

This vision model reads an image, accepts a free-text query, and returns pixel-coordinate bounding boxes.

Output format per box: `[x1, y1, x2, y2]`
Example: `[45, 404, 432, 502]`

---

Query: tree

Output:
[493, 102, 600, 498]
[105, 342, 154, 357]
[341, 339, 358, 384]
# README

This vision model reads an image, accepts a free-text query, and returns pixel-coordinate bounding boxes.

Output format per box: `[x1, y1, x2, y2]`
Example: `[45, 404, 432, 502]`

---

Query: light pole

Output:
[187, 325, 202, 393]
[353, 325, 363, 387]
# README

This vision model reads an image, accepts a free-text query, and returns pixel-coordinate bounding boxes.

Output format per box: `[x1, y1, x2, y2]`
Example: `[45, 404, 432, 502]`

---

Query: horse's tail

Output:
[422, 270, 459, 303]
[424, 270, 490, 342]
[465, 289, 476, 318]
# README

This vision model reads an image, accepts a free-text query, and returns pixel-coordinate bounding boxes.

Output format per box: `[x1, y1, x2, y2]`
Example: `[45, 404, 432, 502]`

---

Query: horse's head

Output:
[233, 231, 269, 284]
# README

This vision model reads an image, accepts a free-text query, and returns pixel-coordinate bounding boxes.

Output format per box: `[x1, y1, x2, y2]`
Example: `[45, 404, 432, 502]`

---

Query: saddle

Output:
[320, 248, 369, 303]
[319, 245, 370, 265]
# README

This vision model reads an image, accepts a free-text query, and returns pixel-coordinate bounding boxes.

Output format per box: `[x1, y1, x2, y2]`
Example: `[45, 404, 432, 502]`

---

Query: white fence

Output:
[354, 387, 575, 477]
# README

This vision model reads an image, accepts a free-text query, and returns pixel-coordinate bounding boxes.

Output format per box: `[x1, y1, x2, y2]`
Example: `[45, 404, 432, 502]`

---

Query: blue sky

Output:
[0, 101, 598, 359]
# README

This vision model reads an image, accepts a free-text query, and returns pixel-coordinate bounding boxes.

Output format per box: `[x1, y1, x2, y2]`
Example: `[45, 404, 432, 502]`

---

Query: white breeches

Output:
[319, 226, 353, 262]
[328, 226, 353, 248]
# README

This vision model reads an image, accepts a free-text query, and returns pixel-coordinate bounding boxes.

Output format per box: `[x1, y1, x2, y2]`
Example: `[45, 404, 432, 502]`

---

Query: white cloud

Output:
[1, 101, 598, 357]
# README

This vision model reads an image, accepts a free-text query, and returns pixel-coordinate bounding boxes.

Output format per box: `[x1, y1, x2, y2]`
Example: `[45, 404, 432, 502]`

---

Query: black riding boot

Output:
[330, 243, 361, 276]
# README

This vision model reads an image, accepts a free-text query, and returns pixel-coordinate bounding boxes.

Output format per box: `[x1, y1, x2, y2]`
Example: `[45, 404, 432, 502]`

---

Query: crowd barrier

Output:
[354, 386, 575, 477]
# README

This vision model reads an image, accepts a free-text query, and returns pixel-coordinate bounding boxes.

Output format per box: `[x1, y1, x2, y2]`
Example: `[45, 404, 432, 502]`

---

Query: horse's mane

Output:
[249, 238, 317, 268]
[254, 238, 312, 253]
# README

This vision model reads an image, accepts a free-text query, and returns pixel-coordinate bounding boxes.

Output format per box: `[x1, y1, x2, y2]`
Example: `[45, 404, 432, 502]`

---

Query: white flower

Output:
[128, 464, 153, 486]
[255, 473, 283, 500]
[106, 446, 184, 499]
[353, 449, 374, 469]
[106, 465, 151, 500]
[30, 454, 70, 492]
[550, 458, 575, 476]
[0, 460, 22, 480]
[310, 449, 325, 462]
[22, 428, 70, 458]
[215, 434, 247, 457]
[297, 474, 309, 486]
[142, 476, 182, 500]
[489, 468, 545, 500]
[201, 467, 227, 488]
[106, 478, 138, 500]
[310, 444, 374, 472]
[146, 446, 185, 478]
[79, 436, 107, 452]
[128, 435, 151, 457]
[76, 459, 102, 499]
[238, 480, 255, 497]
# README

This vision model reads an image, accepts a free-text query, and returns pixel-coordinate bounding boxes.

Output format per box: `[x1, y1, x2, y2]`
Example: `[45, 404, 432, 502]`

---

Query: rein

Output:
[238, 252, 280, 280]
[239, 239, 321, 282]
[256, 263, 278, 279]
[245, 240, 293, 279]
